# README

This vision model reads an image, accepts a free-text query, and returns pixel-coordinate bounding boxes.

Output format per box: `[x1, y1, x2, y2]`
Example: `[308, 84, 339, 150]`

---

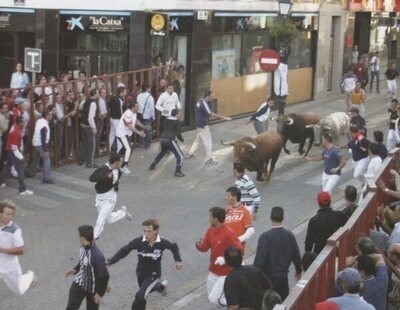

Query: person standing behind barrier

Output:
[369, 51, 380, 93]
[348, 126, 371, 184]
[0, 102, 9, 164]
[247, 99, 274, 134]
[254, 206, 302, 301]
[26, 106, 54, 184]
[10, 62, 30, 89]
[65, 91, 78, 159]
[80, 89, 98, 168]
[109, 87, 126, 150]
[137, 84, 155, 150]
[306, 133, 346, 195]
[387, 98, 398, 151]
[187, 90, 232, 166]
[97, 88, 108, 154]
[55, 93, 65, 163]
[385, 62, 399, 98]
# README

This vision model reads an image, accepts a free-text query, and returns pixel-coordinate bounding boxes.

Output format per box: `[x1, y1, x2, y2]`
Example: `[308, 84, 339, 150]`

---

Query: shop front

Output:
[59, 11, 131, 78]
[0, 8, 36, 88]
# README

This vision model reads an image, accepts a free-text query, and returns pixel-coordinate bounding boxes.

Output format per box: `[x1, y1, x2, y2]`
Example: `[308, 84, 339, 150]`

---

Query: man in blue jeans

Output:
[137, 84, 155, 149]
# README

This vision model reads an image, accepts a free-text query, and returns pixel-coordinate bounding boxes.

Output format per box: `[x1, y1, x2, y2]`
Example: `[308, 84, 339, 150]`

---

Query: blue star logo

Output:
[236, 18, 244, 31]
[169, 17, 179, 31]
[66, 16, 84, 31]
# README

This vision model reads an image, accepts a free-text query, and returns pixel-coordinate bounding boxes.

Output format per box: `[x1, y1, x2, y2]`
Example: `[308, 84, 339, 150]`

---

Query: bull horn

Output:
[244, 141, 256, 149]
[270, 116, 278, 122]
[221, 139, 235, 146]
[305, 124, 314, 128]
[286, 117, 294, 125]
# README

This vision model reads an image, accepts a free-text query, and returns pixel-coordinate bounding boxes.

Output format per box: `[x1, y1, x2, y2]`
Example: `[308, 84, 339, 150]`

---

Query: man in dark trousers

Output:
[305, 191, 347, 255]
[254, 206, 302, 300]
[223, 246, 271, 310]
[107, 219, 182, 310]
[89, 153, 132, 240]
[109, 86, 127, 150]
[65, 225, 109, 310]
[149, 109, 185, 177]
[350, 107, 367, 136]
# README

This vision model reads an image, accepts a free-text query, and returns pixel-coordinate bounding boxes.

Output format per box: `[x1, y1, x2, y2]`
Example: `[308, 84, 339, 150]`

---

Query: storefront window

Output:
[287, 31, 312, 69]
[211, 34, 242, 79]
[242, 33, 270, 75]
[61, 33, 128, 52]
[370, 13, 392, 72]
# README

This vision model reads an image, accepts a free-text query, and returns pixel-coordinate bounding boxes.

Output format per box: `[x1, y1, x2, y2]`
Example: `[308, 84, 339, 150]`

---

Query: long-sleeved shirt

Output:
[305, 208, 347, 255]
[10, 72, 30, 89]
[0, 113, 9, 137]
[89, 163, 121, 196]
[361, 264, 388, 310]
[73, 243, 109, 296]
[364, 156, 382, 180]
[254, 226, 302, 280]
[156, 91, 181, 117]
[32, 118, 51, 151]
[235, 174, 261, 210]
[6, 124, 23, 160]
[137, 92, 155, 120]
[161, 117, 183, 142]
[196, 224, 243, 276]
[108, 235, 181, 277]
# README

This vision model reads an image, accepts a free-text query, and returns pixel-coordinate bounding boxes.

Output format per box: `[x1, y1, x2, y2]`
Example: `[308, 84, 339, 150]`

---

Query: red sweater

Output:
[196, 224, 243, 276]
[6, 125, 23, 152]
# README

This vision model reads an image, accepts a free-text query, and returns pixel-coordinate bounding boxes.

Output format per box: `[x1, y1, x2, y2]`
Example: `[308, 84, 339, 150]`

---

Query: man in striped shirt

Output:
[233, 162, 261, 218]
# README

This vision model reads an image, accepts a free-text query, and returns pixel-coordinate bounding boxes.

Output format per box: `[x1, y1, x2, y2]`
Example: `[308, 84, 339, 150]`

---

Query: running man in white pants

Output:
[0, 200, 36, 295]
[89, 153, 133, 240]
[385, 63, 399, 98]
[187, 90, 232, 165]
[306, 133, 346, 195]
[116, 101, 149, 174]
[387, 98, 398, 151]
[109, 87, 127, 150]
[348, 126, 371, 184]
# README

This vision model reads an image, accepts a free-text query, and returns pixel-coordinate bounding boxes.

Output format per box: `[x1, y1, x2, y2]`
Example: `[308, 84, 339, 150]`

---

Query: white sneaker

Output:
[160, 280, 168, 296]
[121, 206, 133, 221]
[121, 166, 132, 174]
[30, 275, 37, 288]
[0, 183, 5, 188]
[20, 189, 34, 195]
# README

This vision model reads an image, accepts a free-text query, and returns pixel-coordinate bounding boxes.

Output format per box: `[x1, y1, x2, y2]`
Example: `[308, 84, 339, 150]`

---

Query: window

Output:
[288, 31, 312, 69]
[212, 34, 241, 79]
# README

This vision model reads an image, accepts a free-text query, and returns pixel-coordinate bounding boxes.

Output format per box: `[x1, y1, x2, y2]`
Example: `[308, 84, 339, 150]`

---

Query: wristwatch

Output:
[385, 188, 389, 192]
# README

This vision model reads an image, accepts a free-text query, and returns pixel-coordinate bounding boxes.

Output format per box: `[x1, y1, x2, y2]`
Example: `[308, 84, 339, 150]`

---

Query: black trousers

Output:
[66, 282, 98, 310]
[80, 125, 95, 165]
[151, 138, 183, 174]
[271, 277, 289, 301]
[0, 150, 27, 192]
[132, 274, 163, 310]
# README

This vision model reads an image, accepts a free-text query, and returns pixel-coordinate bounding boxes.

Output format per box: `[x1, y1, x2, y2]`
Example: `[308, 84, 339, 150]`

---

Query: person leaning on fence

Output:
[137, 83, 155, 150]
[109, 86, 127, 151]
[341, 185, 358, 220]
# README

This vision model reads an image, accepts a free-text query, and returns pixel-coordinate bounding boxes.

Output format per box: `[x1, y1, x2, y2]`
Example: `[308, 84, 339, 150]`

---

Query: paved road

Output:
[0, 90, 390, 309]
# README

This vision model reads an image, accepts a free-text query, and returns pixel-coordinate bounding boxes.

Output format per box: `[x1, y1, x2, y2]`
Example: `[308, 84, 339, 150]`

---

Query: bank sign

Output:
[61, 15, 129, 33]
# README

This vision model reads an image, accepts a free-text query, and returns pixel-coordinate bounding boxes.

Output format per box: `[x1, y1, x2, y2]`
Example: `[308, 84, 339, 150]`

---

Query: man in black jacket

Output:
[109, 86, 127, 150]
[305, 191, 347, 255]
[89, 153, 132, 240]
[65, 225, 109, 310]
[149, 109, 185, 177]
[107, 219, 182, 310]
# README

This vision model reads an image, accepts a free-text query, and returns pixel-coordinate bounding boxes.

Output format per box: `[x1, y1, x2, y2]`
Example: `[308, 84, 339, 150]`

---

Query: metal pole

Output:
[32, 72, 36, 86]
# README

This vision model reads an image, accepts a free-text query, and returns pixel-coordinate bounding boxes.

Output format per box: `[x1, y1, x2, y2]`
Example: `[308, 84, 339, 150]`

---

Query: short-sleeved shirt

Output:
[225, 204, 253, 242]
[0, 221, 24, 263]
[322, 147, 342, 175]
[195, 99, 211, 128]
[385, 69, 399, 80]
[116, 109, 137, 138]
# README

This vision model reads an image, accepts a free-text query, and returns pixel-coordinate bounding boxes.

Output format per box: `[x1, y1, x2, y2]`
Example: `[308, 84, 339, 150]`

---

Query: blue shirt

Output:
[322, 147, 342, 175]
[195, 99, 211, 128]
[328, 294, 375, 310]
[361, 265, 388, 310]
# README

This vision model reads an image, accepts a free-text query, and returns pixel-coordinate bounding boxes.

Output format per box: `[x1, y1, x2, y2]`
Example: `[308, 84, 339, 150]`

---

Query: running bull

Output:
[314, 112, 350, 144]
[221, 132, 283, 182]
[271, 112, 319, 157]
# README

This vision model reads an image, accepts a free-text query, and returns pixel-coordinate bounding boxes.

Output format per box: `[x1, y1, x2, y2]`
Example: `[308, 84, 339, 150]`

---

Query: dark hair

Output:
[89, 88, 98, 97]
[392, 98, 398, 105]
[226, 186, 241, 201]
[349, 126, 359, 134]
[233, 162, 245, 173]
[302, 252, 317, 271]
[171, 108, 179, 117]
[345, 185, 357, 202]
[79, 71, 87, 77]
[141, 83, 149, 92]
[270, 206, 284, 222]
[356, 237, 376, 255]
[78, 225, 94, 242]
[117, 86, 126, 95]
[109, 153, 123, 164]
[15, 116, 24, 124]
[142, 219, 160, 231]
[318, 201, 331, 209]
[373, 130, 384, 143]
[204, 90, 212, 98]
[0, 200, 16, 213]
[322, 133, 333, 143]
[209, 207, 226, 223]
[0, 102, 7, 109]
[347, 283, 361, 294]
[224, 246, 243, 269]
[262, 289, 282, 310]
[369, 143, 379, 155]
[127, 101, 138, 109]
[43, 105, 54, 117]
[356, 255, 376, 276]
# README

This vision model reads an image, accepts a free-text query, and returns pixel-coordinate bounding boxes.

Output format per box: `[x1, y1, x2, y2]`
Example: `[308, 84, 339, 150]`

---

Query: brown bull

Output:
[221, 132, 283, 182]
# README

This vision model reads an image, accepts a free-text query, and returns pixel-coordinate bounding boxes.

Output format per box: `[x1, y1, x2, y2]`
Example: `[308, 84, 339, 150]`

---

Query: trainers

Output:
[20, 189, 34, 195]
[205, 158, 218, 165]
[121, 206, 133, 221]
[42, 179, 55, 184]
[0, 183, 5, 189]
[160, 280, 168, 296]
[149, 163, 156, 170]
[185, 153, 194, 159]
[30, 274, 37, 288]
[121, 166, 132, 174]
[175, 172, 186, 177]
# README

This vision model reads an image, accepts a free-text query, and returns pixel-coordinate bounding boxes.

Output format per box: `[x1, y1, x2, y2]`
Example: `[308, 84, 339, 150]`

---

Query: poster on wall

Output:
[212, 49, 236, 79]
[348, 0, 400, 12]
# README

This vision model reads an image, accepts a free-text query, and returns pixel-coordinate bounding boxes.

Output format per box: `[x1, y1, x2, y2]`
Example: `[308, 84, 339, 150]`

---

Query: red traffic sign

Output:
[259, 49, 280, 72]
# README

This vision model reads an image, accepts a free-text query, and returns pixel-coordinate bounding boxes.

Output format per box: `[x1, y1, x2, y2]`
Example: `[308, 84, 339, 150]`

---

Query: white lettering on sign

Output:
[27, 52, 39, 67]
[90, 16, 122, 26]
[261, 58, 278, 64]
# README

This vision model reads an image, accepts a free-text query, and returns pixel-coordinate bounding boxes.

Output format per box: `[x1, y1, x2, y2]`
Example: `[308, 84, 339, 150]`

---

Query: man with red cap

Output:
[304, 191, 347, 255]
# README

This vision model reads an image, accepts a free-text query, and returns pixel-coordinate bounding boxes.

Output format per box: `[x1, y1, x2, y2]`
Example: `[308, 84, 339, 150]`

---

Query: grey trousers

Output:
[27, 146, 51, 181]
[0, 151, 27, 192]
[80, 125, 95, 165]
[252, 119, 268, 134]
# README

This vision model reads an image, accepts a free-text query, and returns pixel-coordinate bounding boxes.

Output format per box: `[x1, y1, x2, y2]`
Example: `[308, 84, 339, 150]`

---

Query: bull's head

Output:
[221, 139, 257, 161]
[272, 114, 294, 134]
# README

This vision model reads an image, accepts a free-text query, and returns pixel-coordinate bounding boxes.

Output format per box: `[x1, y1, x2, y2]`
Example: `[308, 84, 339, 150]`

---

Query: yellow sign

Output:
[151, 14, 165, 31]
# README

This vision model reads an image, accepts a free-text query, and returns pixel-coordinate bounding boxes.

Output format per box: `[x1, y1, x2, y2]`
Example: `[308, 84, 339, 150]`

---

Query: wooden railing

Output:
[282, 149, 400, 309]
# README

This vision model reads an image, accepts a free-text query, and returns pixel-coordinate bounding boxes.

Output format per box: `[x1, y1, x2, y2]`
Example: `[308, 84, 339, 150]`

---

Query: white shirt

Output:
[98, 96, 108, 116]
[0, 221, 24, 264]
[389, 222, 400, 244]
[342, 76, 357, 93]
[32, 118, 50, 147]
[137, 92, 155, 120]
[155, 91, 181, 117]
[255, 102, 271, 122]
[55, 102, 65, 121]
[88, 101, 97, 129]
[370, 56, 380, 72]
[364, 156, 382, 180]
[116, 109, 137, 138]
[10, 72, 30, 89]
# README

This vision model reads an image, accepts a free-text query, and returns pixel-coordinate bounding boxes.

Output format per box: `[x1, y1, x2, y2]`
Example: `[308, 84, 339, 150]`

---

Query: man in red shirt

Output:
[196, 206, 243, 306]
[0, 116, 33, 195]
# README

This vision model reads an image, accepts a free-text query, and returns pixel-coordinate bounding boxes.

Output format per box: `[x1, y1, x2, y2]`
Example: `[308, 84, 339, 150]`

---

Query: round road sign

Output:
[259, 49, 281, 72]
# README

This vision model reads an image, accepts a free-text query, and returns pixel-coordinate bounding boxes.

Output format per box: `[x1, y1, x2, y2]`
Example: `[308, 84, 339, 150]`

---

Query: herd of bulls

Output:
[221, 111, 351, 182]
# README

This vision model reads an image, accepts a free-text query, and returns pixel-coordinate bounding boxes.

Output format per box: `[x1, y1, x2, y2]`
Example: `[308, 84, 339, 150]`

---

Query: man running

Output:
[107, 219, 182, 310]
[89, 153, 132, 240]
[0, 200, 36, 295]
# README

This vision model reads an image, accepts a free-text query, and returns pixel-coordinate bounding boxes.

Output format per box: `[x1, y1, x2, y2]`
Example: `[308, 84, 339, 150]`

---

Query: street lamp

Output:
[278, 0, 293, 16]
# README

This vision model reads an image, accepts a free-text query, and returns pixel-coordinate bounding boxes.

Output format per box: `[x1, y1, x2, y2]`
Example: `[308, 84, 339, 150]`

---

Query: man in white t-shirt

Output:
[370, 51, 380, 93]
[0, 200, 36, 295]
[156, 84, 181, 118]
[116, 101, 149, 174]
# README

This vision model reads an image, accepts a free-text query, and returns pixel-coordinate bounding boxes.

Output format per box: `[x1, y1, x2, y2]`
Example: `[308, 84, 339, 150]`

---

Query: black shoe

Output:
[149, 163, 155, 170]
[42, 179, 55, 184]
[175, 172, 185, 177]
[86, 163, 98, 168]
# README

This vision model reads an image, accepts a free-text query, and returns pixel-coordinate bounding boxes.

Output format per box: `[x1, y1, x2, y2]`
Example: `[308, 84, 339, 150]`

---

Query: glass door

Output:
[63, 54, 91, 79]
